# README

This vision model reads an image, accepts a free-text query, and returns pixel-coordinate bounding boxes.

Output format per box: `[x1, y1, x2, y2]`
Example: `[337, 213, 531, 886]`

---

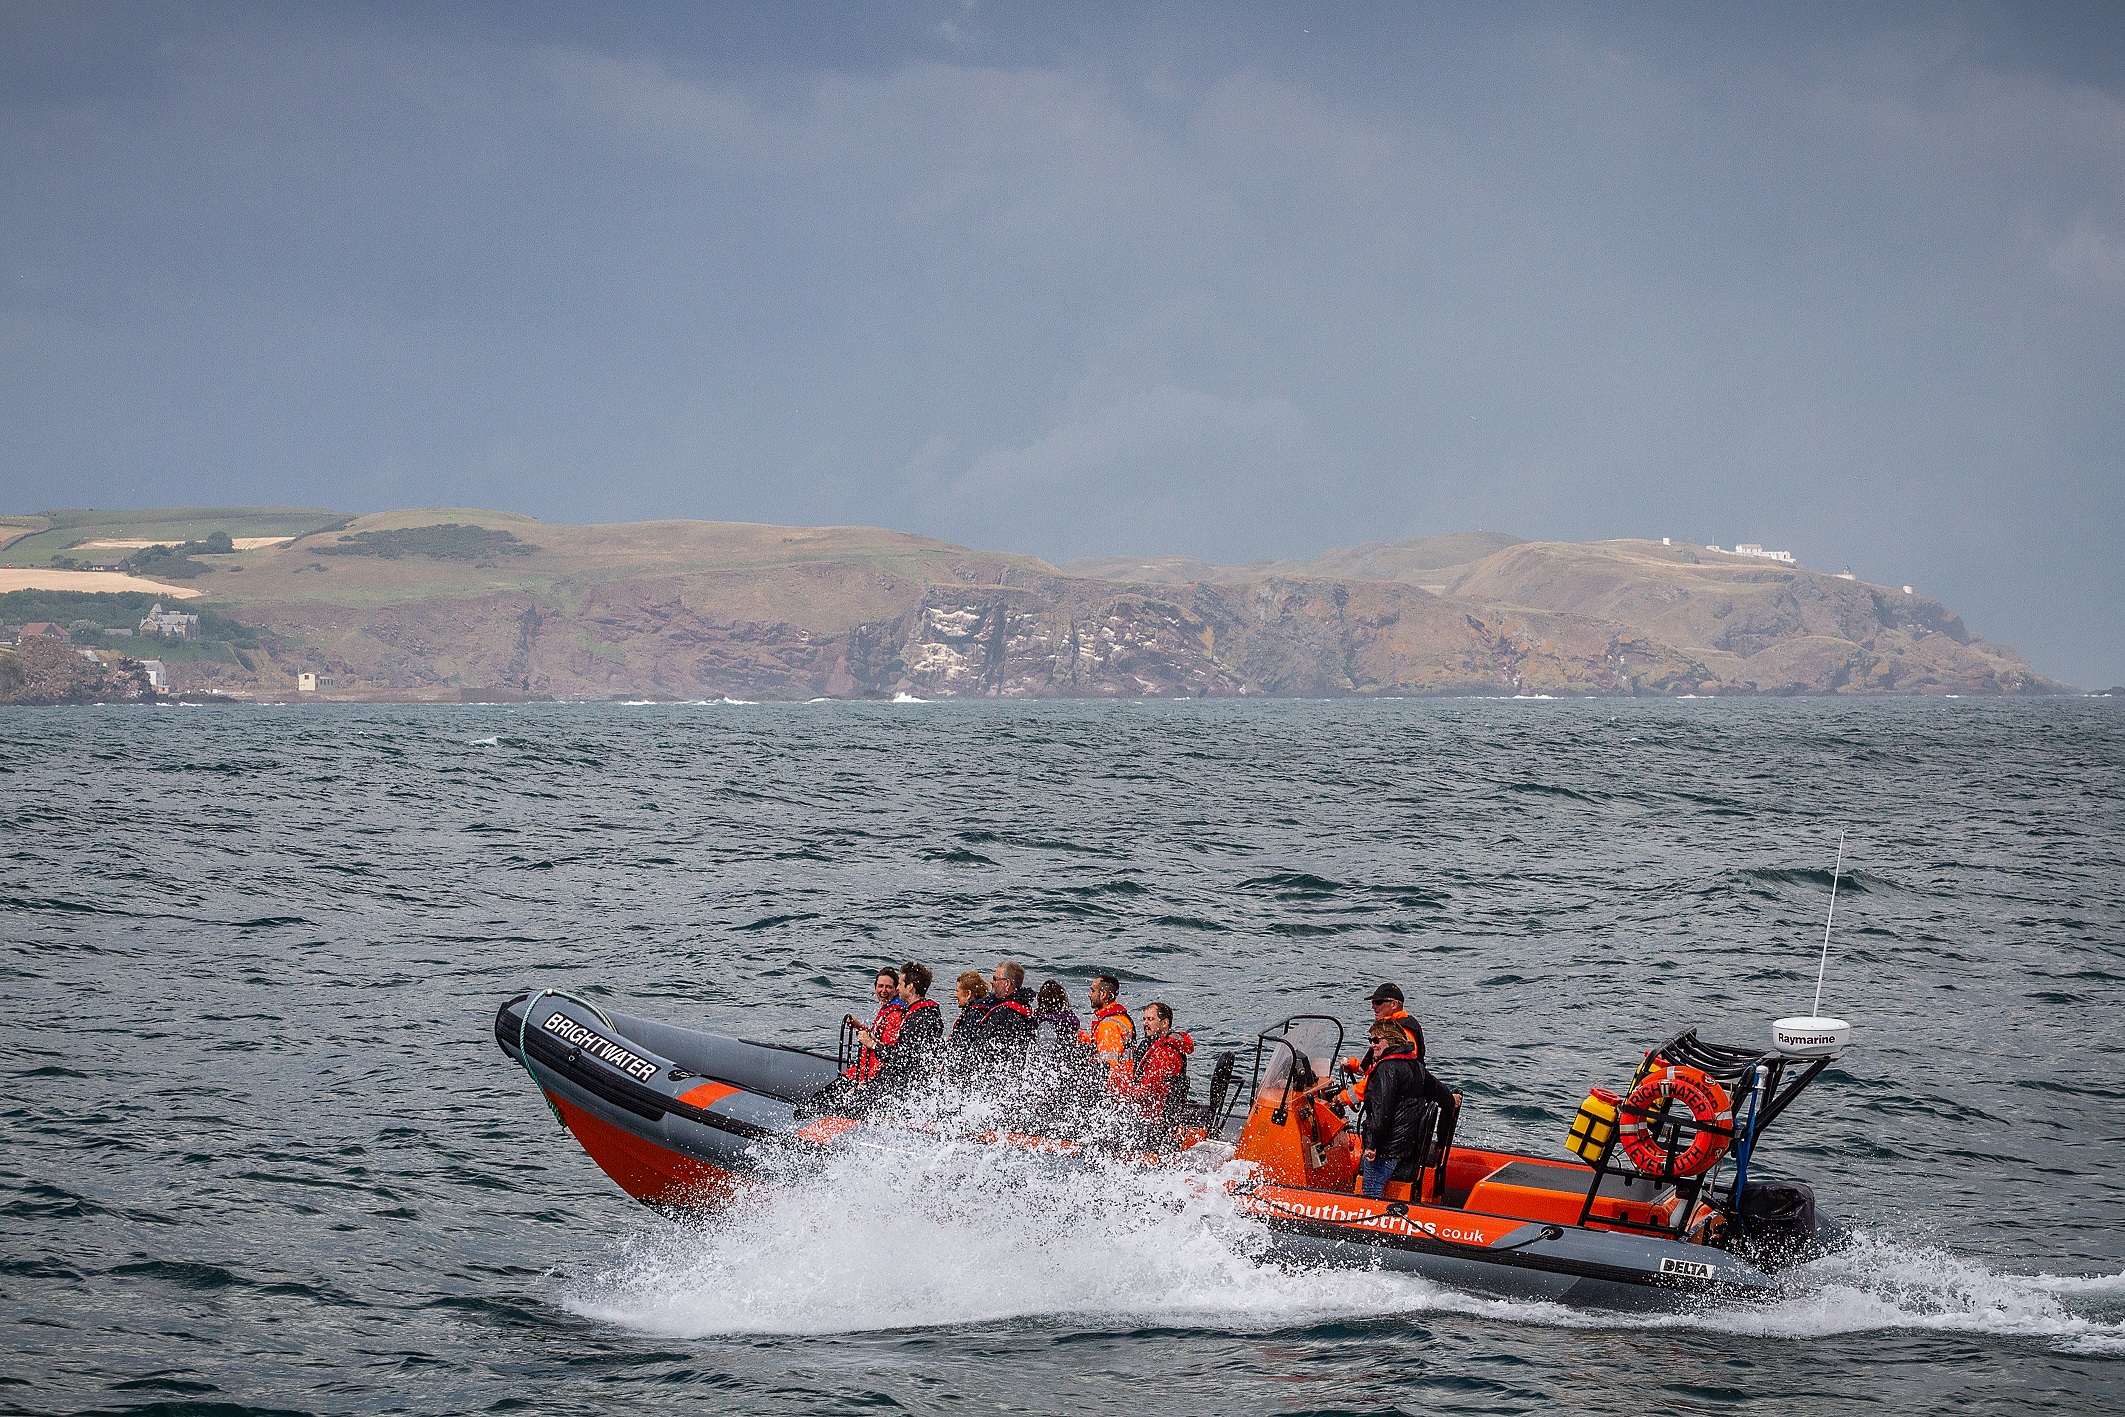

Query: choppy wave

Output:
[7, 697, 2122, 1414]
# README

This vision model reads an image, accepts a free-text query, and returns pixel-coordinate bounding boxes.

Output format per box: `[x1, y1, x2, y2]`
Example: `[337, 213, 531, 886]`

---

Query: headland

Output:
[0, 507, 2069, 702]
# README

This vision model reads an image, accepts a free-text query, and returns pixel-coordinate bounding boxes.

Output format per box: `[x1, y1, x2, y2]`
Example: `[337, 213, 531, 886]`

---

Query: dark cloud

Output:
[3, 2, 2121, 684]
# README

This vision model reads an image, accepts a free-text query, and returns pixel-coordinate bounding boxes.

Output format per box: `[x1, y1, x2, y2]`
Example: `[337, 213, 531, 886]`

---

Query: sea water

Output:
[3, 697, 2121, 1414]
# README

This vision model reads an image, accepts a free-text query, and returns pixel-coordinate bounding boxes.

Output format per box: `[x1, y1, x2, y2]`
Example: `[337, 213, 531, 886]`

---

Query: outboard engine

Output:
[1732, 1180, 1826, 1269]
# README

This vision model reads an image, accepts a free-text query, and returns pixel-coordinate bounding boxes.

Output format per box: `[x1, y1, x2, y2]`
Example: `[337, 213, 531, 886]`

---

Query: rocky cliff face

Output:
[229, 562, 2025, 700]
[1444, 541, 2050, 695]
[127, 512, 2063, 699]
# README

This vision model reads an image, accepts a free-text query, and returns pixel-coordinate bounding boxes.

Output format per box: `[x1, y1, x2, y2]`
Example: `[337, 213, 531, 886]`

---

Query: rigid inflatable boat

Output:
[494, 991, 1844, 1310]
[1218, 1015, 1841, 1309]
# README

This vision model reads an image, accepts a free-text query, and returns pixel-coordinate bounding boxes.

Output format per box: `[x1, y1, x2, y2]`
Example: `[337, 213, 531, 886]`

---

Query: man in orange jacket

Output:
[1080, 973, 1136, 1086]
[1328, 982, 1422, 1112]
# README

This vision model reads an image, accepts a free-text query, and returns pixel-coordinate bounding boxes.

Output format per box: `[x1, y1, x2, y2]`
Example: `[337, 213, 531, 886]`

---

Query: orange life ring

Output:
[1618, 1065, 1733, 1177]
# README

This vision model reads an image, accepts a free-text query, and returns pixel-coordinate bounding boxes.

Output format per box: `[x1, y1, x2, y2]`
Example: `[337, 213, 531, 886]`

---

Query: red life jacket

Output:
[874, 999, 909, 1048]
[846, 998, 909, 1082]
[1113, 1031, 1194, 1117]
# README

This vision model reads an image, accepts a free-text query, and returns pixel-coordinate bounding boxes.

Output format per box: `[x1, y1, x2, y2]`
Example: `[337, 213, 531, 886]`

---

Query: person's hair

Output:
[1370, 1020, 1412, 1050]
[875, 966, 901, 986]
[1035, 980, 1069, 1014]
[956, 970, 986, 1001]
[1092, 973, 1120, 996]
[995, 960, 1025, 987]
[1144, 1001, 1172, 1026]
[900, 961, 932, 997]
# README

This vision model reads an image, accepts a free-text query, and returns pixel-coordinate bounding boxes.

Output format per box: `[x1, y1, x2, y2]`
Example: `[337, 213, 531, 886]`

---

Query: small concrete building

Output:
[140, 659, 168, 690]
[1734, 543, 1797, 564]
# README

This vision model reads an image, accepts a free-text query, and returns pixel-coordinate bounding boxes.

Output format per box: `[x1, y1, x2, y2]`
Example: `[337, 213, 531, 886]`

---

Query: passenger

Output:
[1024, 980, 1092, 1131]
[841, 967, 906, 1083]
[1357, 1020, 1453, 1200]
[1080, 974, 1136, 1086]
[1328, 982, 1422, 1113]
[978, 960, 1038, 1082]
[855, 961, 944, 1098]
[1030, 980, 1084, 1057]
[1109, 1001, 1194, 1149]
[945, 970, 992, 1086]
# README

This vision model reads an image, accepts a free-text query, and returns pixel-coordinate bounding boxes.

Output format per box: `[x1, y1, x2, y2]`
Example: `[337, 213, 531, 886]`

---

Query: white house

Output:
[140, 659, 167, 689]
[1733, 543, 1797, 564]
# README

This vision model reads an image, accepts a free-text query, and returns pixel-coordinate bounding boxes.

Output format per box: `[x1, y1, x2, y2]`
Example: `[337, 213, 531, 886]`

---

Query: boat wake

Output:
[1666, 1235, 2125, 1356]
[561, 1127, 2125, 1354]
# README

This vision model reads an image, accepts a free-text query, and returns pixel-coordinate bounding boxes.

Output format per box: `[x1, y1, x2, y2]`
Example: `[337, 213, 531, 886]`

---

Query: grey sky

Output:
[4, 2, 2121, 685]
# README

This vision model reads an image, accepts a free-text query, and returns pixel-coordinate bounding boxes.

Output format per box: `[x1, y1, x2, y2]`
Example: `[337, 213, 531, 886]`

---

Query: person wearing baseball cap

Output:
[1327, 983, 1424, 1112]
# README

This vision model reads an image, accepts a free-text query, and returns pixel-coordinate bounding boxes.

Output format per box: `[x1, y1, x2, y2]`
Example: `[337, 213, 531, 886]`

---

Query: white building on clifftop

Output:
[1733, 543, 1796, 564]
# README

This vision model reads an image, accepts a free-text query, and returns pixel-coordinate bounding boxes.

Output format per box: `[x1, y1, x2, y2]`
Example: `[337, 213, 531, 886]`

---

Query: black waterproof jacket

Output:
[871, 998, 944, 1093]
[1361, 1048, 1454, 1160]
[946, 998, 992, 1084]
[979, 987, 1038, 1075]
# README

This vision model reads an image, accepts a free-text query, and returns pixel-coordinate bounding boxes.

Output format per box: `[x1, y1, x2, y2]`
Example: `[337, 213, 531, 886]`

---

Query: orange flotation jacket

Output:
[1081, 1001, 1137, 1084]
[1335, 1007, 1421, 1109]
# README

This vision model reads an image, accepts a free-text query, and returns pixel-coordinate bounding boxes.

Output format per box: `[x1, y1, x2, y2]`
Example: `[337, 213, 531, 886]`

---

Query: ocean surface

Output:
[4, 697, 2123, 1416]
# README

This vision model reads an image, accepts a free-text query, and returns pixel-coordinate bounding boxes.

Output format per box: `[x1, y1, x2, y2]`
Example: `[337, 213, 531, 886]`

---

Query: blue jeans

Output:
[1360, 1155, 1399, 1199]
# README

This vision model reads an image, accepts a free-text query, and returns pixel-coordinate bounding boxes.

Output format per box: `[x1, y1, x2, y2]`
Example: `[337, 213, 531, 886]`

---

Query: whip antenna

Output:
[1812, 828, 1845, 1019]
[1774, 828, 1854, 1059]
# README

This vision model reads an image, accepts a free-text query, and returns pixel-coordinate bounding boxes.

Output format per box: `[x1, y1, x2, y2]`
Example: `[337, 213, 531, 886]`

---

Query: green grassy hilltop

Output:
[0, 504, 2069, 700]
[0, 507, 348, 566]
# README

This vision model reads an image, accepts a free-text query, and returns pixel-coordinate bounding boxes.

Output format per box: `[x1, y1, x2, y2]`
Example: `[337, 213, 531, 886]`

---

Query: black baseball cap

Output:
[1368, 982, 1404, 1004]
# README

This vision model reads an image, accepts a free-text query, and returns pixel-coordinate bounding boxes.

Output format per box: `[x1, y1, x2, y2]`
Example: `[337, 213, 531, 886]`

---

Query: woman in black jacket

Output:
[1358, 1020, 1453, 1199]
[943, 970, 993, 1088]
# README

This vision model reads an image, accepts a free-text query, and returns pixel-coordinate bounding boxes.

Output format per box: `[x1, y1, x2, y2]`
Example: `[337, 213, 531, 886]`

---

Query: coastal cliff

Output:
[0, 509, 2066, 699]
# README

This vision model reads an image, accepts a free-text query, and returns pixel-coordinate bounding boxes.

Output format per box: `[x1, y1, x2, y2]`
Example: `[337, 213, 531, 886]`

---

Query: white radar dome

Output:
[1773, 1016, 1851, 1058]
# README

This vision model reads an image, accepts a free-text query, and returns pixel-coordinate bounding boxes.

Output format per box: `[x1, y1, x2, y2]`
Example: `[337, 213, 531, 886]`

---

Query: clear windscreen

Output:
[1257, 1018, 1342, 1096]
